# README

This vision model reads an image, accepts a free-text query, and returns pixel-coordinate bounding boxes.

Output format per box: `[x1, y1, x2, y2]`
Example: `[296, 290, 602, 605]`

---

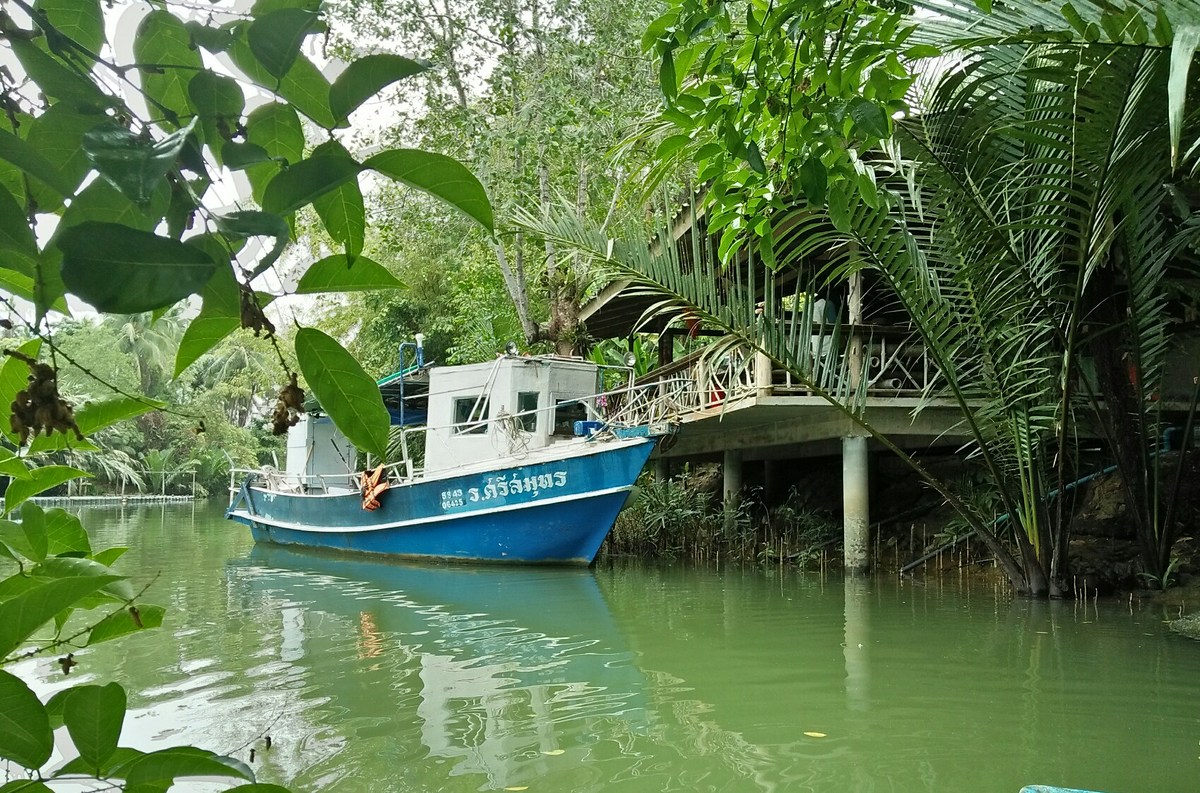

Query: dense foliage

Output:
[0, 0, 495, 788]
[527, 0, 1200, 596]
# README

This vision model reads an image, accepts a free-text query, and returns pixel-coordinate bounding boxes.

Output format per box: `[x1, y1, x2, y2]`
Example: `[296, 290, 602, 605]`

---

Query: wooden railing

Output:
[613, 327, 931, 426]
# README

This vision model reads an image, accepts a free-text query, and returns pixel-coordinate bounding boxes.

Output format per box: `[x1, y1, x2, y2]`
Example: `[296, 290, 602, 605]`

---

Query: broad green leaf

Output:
[1060, 3, 1088, 37]
[827, 181, 852, 233]
[123, 747, 254, 793]
[222, 141, 272, 170]
[35, 0, 105, 53]
[28, 396, 165, 454]
[184, 20, 238, 53]
[244, 103, 304, 202]
[0, 513, 47, 563]
[86, 603, 165, 645]
[0, 574, 120, 659]
[24, 104, 110, 211]
[83, 119, 197, 204]
[43, 688, 71, 730]
[329, 54, 429, 125]
[364, 149, 493, 233]
[33, 557, 134, 601]
[660, 46, 677, 100]
[252, 0, 321, 15]
[0, 670, 53, 770]
[63, 683, 126, 772]
[311, 140, 365, 257]
[226, 787, 294, 793]
[296, 255, 404, 294]
[799, 157, 828, 204]
[58, 178, 168, 234]
[174, 265, 241, 377]
[903, 44, 940, 60]
[134, 11, 204, 126]
[188, 71, 245, 160]
[227, 27, 335, 128]
[0, 129, 76, 198]
[17, 503, 48, 562]
[0, 448, 30, 480]
[38, 179, 169, 317]
[55, 746, 146, 779]
[654, 134, 691, 160]
[91, 547, 128, 567]
[58, 221, 217, 313]
[4, 466, 90, 515]
[0, 780, 53, 792]
[43, 508, 90, 556]
[0, 270, 53, 310]
[262, 155, 362, 216]
[848, 97, 889, 139]
[248, 8, 319, 78]
[187, 70, 244, 122]
[0, 184, 36, 272]
[1168, 25, 1200, 168]
[745, 140, 766, 175]
[295, 327, 390, 459]
[0, 113, 26, 202]
[0, 338, 41, 445]
[215, 210, 290, 278]
[7, 39, 110, 111]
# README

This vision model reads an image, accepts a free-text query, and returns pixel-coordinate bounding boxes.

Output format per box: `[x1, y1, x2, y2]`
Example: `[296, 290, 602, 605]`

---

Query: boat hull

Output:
[227, 438, 654, 564]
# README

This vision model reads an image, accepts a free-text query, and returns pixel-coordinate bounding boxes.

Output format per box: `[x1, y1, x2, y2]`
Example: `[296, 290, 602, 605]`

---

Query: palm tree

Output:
[521, 0, 1200, 595]
[104, 309, 185, 397]
[193, 335, 279, 427]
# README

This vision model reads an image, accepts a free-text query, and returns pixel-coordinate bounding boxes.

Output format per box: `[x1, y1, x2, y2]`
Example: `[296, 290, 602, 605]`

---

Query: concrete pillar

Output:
[723, 448, 744, 531]
[655, 457, 670, 482]
[723, 448, 743, 502]
[842, 435, 869, 573]
[755, 349, 773, 397]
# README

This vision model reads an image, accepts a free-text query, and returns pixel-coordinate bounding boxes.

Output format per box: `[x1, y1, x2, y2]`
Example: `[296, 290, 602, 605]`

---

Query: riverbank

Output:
[608, 450, 1200, 605]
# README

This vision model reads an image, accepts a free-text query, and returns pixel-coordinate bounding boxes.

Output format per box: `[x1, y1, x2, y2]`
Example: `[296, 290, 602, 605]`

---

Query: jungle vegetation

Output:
[524, 0, 1200, 597]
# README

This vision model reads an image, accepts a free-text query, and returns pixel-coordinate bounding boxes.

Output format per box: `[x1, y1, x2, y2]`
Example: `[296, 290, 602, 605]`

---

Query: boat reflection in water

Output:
[229, 546, 647, 791]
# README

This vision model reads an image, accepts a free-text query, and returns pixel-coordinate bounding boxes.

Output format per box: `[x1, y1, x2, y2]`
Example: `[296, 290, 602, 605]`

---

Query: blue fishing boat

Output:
[227, 340, 667, 564]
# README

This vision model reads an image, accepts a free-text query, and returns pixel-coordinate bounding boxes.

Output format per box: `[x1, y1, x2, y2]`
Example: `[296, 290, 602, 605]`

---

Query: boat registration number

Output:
[439, 470, 569, 511]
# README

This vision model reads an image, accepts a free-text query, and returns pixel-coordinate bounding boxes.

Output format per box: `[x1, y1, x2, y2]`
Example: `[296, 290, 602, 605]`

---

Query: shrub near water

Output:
[606, 476, 838, 566]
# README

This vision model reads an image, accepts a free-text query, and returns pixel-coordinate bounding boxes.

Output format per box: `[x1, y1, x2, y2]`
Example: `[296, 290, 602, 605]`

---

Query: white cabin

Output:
[423, 357, 601, 473]
[284, 414, 358, 491]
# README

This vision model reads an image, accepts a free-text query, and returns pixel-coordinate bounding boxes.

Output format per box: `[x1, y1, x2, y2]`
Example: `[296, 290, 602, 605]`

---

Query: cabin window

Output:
[517, 392, 539, 432]
[452, 396, 490, 435]
[553, 398, 588, 436]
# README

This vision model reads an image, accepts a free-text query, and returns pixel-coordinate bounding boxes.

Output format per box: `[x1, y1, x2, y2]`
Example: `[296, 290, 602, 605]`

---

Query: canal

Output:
[14, 503, 1200, 793]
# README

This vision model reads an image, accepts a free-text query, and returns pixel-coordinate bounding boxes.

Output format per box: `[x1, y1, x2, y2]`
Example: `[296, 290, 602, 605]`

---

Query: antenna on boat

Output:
[414, 333, 425, 367]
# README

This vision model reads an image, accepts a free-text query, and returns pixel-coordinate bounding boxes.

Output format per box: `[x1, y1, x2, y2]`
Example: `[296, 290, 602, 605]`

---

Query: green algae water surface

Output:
[15, 503, 1199, 793]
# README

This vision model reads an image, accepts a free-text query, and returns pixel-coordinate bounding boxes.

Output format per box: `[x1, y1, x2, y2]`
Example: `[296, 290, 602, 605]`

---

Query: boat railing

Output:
[226, 466, 360, 497]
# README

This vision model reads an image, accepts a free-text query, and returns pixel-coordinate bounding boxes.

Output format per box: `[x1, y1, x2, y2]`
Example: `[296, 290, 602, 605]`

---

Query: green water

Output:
[15, 503, 1200, 793]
